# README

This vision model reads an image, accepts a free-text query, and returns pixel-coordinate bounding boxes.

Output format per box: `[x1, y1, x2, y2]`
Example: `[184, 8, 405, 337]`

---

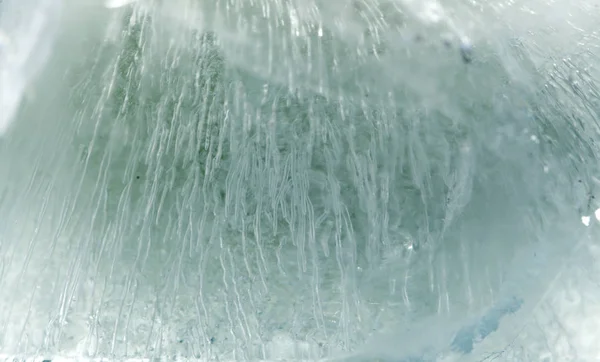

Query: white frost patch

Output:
[104, 0, 138, 9]
[581, 215, 591, 226]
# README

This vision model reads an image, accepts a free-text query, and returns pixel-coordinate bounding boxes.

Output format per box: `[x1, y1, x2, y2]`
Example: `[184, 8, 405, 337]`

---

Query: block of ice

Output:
[1, 0, 600, 361]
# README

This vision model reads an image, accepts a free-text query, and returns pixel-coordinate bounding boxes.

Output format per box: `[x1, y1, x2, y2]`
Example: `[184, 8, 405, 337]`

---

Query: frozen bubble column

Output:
[1, 0, 600, 360]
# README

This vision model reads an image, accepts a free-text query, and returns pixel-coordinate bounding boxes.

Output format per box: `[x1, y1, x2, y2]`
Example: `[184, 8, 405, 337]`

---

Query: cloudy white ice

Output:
[1, 0, 600, 360]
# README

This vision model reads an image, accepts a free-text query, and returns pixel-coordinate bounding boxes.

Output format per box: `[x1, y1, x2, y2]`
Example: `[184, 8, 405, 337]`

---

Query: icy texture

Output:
[0, 0, 62, 135]
[1, 0, 600, 360]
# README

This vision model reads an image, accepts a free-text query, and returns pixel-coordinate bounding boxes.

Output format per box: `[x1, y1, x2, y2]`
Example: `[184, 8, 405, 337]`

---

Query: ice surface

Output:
[0, 0, 62, 135]
[1, 0, 600, 360]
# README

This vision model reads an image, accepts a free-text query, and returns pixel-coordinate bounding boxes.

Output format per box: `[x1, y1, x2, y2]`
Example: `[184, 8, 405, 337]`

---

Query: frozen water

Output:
[1, 0, 600, 360]
[0, 0, 62, 135]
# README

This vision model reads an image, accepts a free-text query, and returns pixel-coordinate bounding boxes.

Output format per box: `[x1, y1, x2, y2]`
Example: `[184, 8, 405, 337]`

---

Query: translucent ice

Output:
[1, 0, 600, 361]
[0, 0, 62, 135]
[451, 296, 523, 354]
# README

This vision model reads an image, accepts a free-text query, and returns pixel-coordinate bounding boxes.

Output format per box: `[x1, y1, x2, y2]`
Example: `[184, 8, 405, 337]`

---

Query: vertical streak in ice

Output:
[442, 141, 474, 237]
[460, 233, 474, 308]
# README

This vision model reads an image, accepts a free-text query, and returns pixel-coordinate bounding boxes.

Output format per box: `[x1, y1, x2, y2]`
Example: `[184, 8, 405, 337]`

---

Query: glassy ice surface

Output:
[0, 0, 62, 135]
[1, 0, 600, 360]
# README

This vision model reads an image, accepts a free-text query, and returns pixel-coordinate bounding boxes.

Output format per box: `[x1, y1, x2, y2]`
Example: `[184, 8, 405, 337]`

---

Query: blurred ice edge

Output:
[0, 0, 62, 135]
